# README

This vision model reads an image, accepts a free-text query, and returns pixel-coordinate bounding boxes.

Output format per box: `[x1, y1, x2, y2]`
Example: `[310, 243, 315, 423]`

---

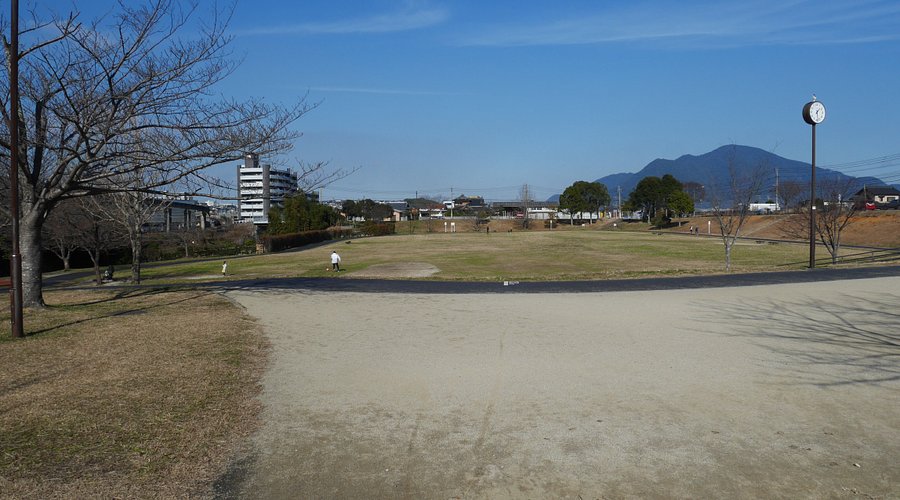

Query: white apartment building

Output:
[237, 153, 298, 224]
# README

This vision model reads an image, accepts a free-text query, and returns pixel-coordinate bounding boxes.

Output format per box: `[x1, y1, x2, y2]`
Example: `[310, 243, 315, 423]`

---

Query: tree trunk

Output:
[48, 248, 70, 272]
[19, 210, 46, 308]
[57, 246, 72, 272]
[724, 239, 733, 272]
[831, 236, 840, 264]
[94, 256, 102, 285]
[86, 248, 102, 285]
[130, 227, 142, 284]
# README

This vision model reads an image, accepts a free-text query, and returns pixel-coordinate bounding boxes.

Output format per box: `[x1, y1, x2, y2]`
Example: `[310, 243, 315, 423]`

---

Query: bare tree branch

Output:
[0, 0, 308, 306]
[708, 145, 768, 271]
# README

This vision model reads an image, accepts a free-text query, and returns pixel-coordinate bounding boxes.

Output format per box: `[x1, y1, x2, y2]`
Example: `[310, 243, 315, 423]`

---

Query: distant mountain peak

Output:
[547, 144, 890, 203]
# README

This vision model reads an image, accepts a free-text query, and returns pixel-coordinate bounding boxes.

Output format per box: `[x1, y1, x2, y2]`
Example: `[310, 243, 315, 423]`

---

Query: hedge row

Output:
[261, 228, 354, 253]
[359, 221, 396, 237]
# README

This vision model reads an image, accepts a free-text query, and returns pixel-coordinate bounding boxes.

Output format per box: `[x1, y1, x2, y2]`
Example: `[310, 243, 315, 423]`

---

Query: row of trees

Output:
[267, 194, 339, 235]
[40, 195, 255, 282]
[556, 175, 696, 227]
[625, 174, 695, 224]
[1, 1, 319, 307]
[341, 199, 394, 221]
[557, 175, 698, 227]
[558, 181, 610, 224]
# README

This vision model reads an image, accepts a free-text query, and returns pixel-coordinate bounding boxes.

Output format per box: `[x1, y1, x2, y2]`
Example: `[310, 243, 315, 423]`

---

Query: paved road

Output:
[207, 264, 900, 293]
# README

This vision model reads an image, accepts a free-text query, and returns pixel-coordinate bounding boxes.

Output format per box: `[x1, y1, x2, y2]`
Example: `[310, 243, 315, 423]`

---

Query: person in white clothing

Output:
[222, 260, 228, 276]
[331, 251, 341, 272]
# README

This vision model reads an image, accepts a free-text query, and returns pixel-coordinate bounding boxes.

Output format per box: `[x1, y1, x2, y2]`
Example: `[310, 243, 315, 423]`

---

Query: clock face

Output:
[809, 101, 825, 123]
[802, 100, 826, 125]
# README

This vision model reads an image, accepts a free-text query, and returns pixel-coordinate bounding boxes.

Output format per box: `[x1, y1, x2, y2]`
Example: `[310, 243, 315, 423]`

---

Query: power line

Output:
[820, 152, 900, 169]
[324, 183, 565, 199]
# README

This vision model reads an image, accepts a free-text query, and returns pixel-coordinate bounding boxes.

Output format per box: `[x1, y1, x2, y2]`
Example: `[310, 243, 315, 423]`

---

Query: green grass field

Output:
[122, 230, 815, 285]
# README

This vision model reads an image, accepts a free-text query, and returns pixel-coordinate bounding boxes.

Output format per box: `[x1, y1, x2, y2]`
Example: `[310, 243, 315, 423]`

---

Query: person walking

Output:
[331, 251, 341, 272]
[222, 260, 228, 276]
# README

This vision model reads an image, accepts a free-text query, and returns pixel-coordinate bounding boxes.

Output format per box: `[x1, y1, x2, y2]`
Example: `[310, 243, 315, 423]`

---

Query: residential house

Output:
[855, 186, 900, 204]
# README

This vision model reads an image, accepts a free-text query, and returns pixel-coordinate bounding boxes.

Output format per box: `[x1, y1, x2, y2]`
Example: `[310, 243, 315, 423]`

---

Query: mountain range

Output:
[550, 145, 894, 203]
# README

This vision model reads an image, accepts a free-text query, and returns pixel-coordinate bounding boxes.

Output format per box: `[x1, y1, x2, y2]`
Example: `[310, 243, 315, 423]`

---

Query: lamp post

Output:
[8, 0, 24, 338]
[802, 96, 826, 269]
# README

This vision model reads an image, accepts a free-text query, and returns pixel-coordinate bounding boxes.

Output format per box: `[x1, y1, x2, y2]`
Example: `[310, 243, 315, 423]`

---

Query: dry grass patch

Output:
[130, 230, 813, 285]
[0, 288, 267, 498]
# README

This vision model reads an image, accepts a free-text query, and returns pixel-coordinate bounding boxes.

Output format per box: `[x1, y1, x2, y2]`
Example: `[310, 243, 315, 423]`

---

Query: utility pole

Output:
[521, 184, 530, 228]
[775, 167, 779, 210]
[617, 186, 622, 218]
[8, 0, 24, 338]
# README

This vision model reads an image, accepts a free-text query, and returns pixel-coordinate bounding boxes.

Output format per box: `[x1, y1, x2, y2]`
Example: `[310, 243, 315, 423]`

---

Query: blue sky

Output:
[41, 1, 900, 201]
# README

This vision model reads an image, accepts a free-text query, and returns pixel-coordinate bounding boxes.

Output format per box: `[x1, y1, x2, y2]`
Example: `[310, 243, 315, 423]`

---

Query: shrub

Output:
[358, 221, 395, 237]
[651, 213, 671, 228]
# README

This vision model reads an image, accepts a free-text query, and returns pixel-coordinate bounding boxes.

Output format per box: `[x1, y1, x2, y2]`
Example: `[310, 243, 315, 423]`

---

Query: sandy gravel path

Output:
[224, 277, 900, 499]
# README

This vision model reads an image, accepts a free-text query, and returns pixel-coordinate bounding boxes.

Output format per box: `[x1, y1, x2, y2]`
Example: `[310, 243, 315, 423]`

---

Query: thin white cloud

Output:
[237, 5, 449, 36]
[310, 86, 461, 97]
[455, 0, 900, 48]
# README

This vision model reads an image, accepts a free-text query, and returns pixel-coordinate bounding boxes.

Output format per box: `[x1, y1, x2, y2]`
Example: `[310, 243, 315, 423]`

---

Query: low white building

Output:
[748, 202, 780, 213]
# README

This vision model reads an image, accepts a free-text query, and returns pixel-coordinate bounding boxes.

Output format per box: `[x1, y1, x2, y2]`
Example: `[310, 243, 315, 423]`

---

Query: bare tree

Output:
[77, 196, 125, 285]
[216, 222, 255, 254]
[708, 147, 768, 271]
[43, 199, 84, 271]
[682, 181, 705, 210]
[91, 168, 173, 284]
[779, 180, 806, 214]
[172, 225, 203, 258]
[520, 184, 531, 229]
[813, 179, 859, 264]
[0, 1, 308, 307]
[781, 177, 859, 264]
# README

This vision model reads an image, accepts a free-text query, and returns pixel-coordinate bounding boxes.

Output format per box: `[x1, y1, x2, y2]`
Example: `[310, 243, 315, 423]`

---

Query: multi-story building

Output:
[145, 196, 211, 231]
[237, 153, 298, 224]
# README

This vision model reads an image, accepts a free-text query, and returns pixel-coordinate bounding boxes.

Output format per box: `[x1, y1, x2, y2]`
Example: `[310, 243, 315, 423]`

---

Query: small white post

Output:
[708, 220, 711, 235]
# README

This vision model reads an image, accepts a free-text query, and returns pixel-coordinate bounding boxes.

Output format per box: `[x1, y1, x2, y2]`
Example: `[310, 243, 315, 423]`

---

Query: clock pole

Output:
[802, 97, 825, 269]
[809, 122, 816, 268]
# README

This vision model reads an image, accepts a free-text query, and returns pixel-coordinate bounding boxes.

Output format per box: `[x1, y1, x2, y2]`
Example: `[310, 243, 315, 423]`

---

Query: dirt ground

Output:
[348, 262, 440, 278]
[224, 277, 900, 499]
[668, 211, 900, 248]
